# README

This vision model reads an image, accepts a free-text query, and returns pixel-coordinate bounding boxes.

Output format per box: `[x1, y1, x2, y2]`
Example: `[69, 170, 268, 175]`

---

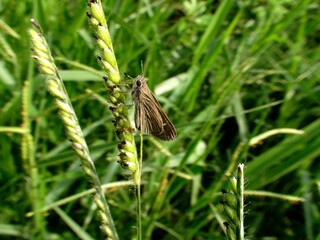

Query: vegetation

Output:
[0, 0, 319, 239]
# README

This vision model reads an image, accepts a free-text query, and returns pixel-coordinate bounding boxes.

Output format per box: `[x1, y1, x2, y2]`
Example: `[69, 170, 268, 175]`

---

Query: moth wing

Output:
[138, 89, 176, 141]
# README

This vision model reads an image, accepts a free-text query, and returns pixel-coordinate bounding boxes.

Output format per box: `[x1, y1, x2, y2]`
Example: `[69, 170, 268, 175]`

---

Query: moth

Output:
[132, 75, 176, 141]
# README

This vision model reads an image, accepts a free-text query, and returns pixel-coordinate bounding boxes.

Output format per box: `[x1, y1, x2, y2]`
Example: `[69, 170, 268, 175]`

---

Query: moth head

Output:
[134, 75, 147, 87]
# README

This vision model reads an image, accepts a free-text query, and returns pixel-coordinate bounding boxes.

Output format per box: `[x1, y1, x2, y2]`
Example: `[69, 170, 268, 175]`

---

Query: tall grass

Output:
[0, 0, 319, 239]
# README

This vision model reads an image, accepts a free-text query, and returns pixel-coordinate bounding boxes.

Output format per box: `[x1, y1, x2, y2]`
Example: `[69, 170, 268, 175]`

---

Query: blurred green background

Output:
[0, 0, 319, 239]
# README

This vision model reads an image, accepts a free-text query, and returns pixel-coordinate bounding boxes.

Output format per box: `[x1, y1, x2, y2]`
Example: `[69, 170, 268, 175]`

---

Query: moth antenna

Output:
[124, 72, 133, 79]
[140, 60, 144, 76]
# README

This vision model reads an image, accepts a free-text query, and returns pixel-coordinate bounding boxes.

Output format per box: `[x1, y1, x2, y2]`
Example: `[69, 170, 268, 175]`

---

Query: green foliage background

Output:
[0, 0, 319, 239]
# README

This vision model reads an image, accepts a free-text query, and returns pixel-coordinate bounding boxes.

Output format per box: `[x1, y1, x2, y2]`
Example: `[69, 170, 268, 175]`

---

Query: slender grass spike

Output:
[132, 75, 176, 141]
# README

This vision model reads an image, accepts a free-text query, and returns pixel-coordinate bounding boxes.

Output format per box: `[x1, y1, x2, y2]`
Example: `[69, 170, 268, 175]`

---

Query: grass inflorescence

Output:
[87, 0, 139, 179]
[222, 164, 245, 240]
[29, 19, 118, 239]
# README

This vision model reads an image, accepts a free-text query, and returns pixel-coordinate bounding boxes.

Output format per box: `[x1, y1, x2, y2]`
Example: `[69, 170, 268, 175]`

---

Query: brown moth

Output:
[132, 75, 176, 141]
